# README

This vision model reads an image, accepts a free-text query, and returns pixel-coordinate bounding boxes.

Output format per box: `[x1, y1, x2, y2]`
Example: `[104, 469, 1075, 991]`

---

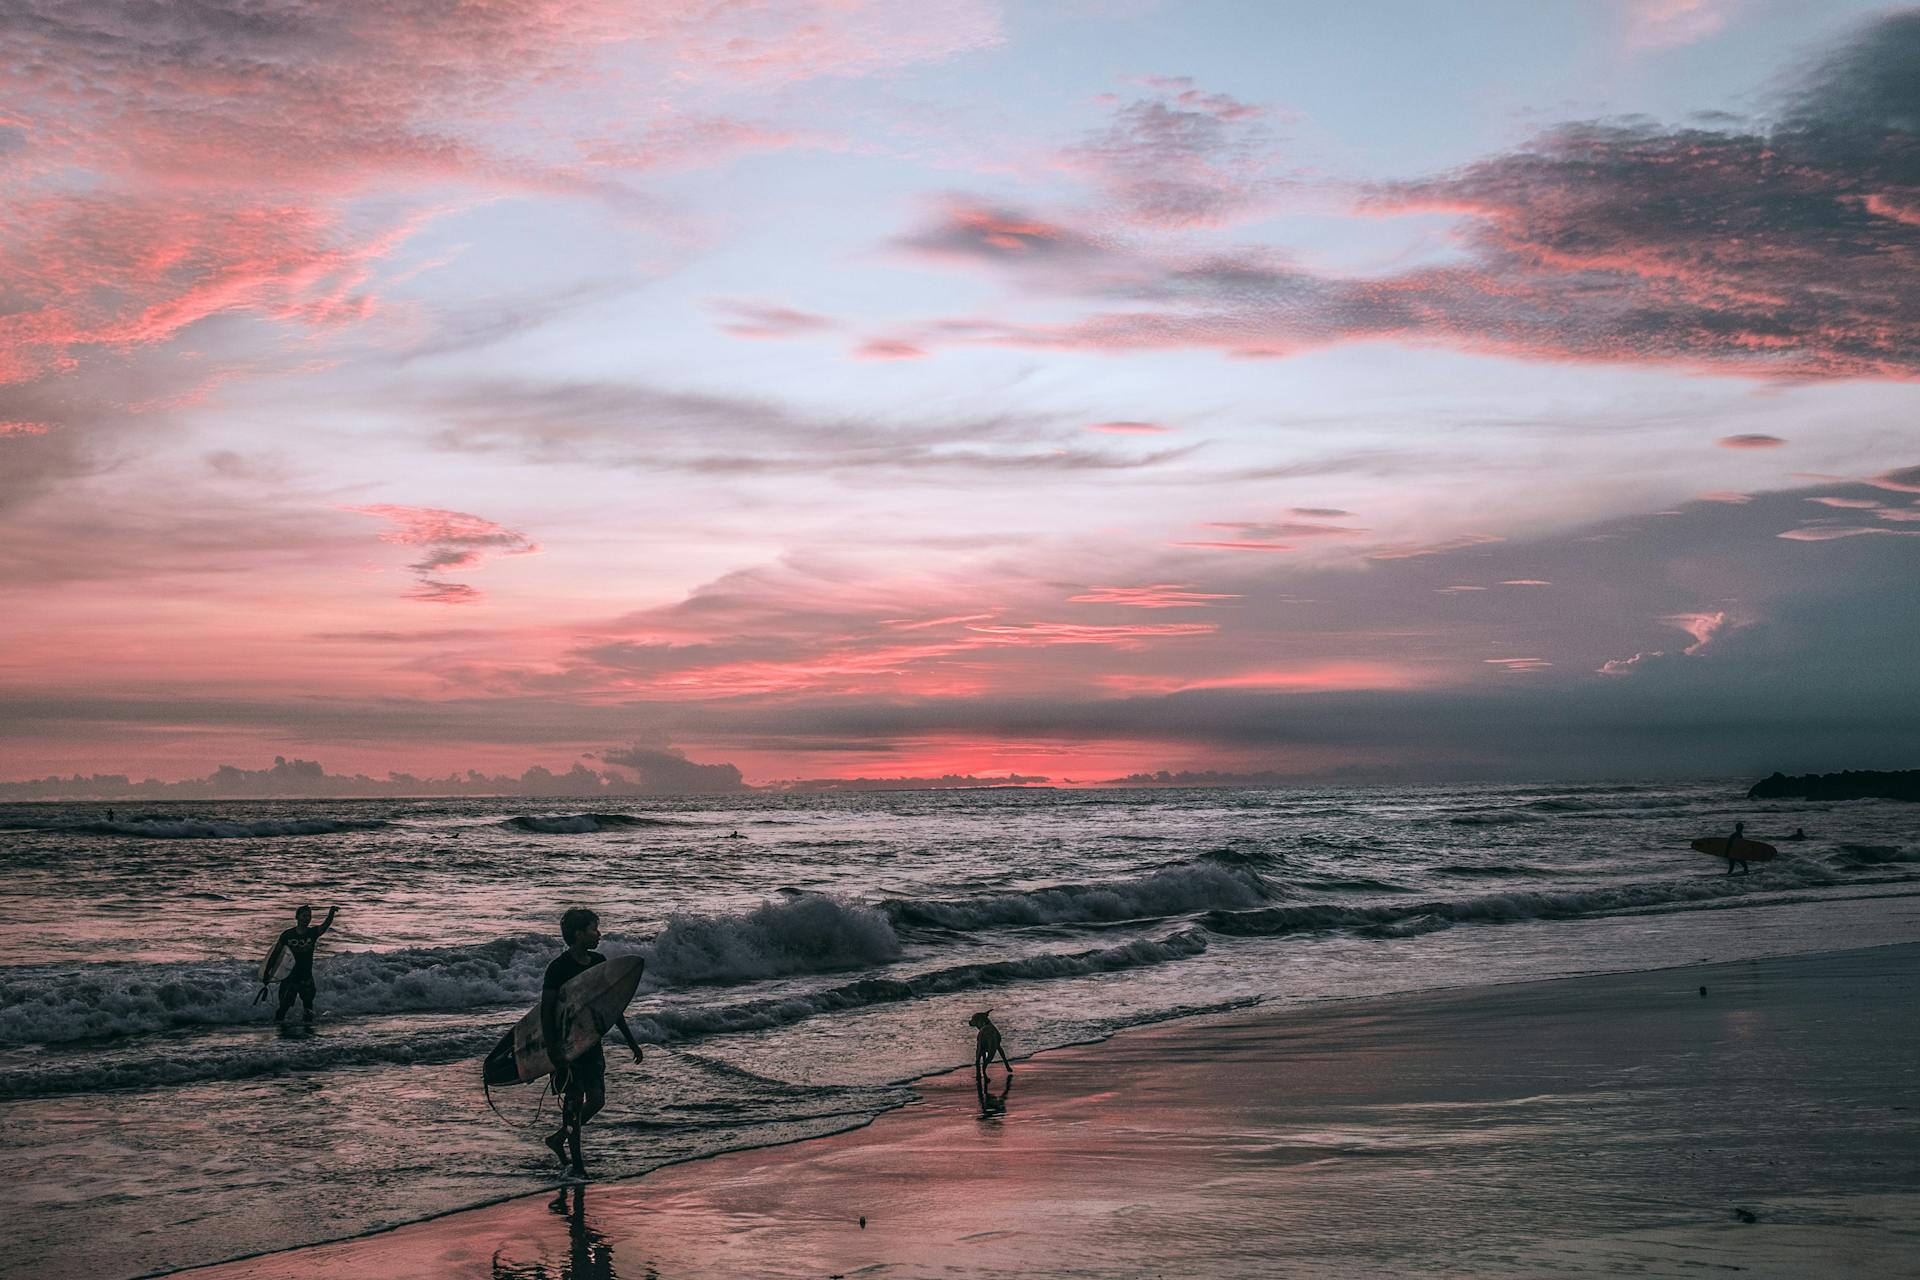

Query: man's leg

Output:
[274, 981, 297, 1022]
[299, 983, 315, 1023]
[568, 1082, 604, 1174]
[547, 1070, 579, 1168]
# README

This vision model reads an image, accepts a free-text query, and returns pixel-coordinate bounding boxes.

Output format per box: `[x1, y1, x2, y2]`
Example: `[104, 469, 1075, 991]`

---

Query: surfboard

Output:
[259, 941, 294, 984]
[1691, 836, 1779, 863]
[482, 955, 644, 1087]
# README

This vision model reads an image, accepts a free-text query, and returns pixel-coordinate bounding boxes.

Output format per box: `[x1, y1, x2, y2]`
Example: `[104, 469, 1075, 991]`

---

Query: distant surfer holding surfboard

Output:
[543, 907, 643, 1176]
[262, 904, 338, 1023]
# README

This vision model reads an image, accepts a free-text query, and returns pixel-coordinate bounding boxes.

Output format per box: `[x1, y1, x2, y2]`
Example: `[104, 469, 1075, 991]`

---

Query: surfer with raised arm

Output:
[265, 904, 338, 1023]
[542, 907, 644, 1177]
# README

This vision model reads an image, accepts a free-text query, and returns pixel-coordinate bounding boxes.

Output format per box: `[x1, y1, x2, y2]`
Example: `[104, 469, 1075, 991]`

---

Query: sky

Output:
[2, 0, 1917, 789]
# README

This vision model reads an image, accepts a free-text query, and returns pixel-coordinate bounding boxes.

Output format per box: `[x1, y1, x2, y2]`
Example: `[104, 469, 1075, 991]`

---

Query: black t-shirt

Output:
[543, 950, 606, 1066]
[543, 949, 605, 993]
[277, 926, 323, 982]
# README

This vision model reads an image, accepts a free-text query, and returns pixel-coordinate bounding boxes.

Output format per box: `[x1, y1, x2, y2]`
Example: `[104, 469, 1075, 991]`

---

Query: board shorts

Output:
[559, 1044, 606, 1100]
[275, 977, 317, 1015]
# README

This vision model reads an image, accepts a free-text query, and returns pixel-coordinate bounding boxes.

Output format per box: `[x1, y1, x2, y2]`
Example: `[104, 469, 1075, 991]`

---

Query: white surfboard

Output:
[482, 956, 644, 1086]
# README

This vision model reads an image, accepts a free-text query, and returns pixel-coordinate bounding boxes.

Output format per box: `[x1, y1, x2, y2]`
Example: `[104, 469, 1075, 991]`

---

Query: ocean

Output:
[1, 782, 1915, 1279]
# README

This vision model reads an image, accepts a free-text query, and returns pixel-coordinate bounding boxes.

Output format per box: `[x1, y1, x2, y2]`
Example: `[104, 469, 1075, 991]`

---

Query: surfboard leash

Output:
[481, 1077, 553, 1132]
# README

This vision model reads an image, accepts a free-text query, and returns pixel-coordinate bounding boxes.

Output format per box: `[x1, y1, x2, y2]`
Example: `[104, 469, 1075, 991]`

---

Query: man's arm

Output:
[615, 1015, 643, 1063]
[256, 930, 290, 1002]
[541, 984, 567, 1087]
[314, 906, 339, 938]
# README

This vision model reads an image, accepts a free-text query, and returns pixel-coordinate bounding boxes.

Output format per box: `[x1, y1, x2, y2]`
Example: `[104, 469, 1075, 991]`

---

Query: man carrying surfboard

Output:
[263, 904, 338, 1023]
[543, 907, 643, 1176]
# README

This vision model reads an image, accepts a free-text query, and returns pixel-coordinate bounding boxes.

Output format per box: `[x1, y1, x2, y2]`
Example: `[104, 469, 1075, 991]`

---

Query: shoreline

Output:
[174, 941, 1920, 1279]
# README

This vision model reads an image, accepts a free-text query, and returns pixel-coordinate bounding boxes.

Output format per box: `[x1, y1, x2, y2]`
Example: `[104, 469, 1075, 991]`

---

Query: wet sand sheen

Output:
[179, 944, 1920, 1279]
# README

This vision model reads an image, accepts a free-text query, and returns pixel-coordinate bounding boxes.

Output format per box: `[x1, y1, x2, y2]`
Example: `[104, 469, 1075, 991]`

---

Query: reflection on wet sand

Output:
[976, 1073, 1010, 1120]
[490, 1184, 655, 1280]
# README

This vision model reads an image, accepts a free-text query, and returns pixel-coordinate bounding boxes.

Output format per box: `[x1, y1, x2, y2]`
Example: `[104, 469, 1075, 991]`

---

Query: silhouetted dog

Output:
[969, 1010, 1011, 1076]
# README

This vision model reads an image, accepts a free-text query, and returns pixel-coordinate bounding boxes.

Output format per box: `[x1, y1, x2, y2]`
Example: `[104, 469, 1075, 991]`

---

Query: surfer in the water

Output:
[543, 907, 644, 1177]
[1722, 820, 1760, 875]
[266, 904, 338, 1023]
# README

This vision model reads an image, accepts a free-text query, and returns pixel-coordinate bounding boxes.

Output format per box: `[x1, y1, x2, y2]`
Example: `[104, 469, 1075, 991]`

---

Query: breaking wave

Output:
[1201, 861, 1841, 941]
[0, 935, 558, 1047]
[646, 895, 901, 984]
[0, 894, 907, 1048]
[0, 930, 1209, 1098]
[882, 864, 1269, 932]
[501, 813, 682, 833]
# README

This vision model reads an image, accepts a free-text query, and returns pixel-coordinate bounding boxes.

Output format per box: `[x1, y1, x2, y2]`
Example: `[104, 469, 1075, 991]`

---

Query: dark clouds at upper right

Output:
[891, 12, 1920, 381]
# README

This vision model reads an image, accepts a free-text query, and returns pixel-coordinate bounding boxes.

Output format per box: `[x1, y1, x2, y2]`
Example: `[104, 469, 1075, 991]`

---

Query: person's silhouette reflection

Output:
[555, 1184, 616, 1280]
[977, 1071, 1010, 1120]
[491, 1184, 617, 1280]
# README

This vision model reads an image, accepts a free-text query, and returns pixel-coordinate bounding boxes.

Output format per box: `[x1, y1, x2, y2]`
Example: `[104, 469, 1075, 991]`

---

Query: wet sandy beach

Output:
[177, 943, 1920, 1279]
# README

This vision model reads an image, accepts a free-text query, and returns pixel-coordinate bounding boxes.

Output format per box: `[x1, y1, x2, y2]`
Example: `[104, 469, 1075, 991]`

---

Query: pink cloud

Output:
[1778, 525, 1920, 541]
[1717, 433, 1785, 448]
[1807, 496, 1881, 508]
[585, 117, 811, 172]
[1622, 0, 1741, 52]
[1696, 491, 1753, 504]
[1866, 465, 1920, 494]
[0, 421, 51, 436]
[853, 339, 929, 360]
[1109, 660, 1427, 694]
[343, 504, 539, 604]
[963, 621, 1217, 647]
[650, 0, 1003, 84]
[712, 301, 840, 340]
[888, 18, 1920, 382]
[1662, 611, 1728, 655]
[407, 581, 485, 605]
[1202, 519, 1364, 539]
[1501, 579, 1551, 586]
[1172, 540, 1298, 553]
[895, 199, 1109, 265]
[1086, 420, 1172, 435]
[0, 197, 428, 385]
[1068, 585, 1241, 609]
[1366, 533, 1504, 561]
[1, 1, 1003, 394]
[1860, 193, 1920, 227]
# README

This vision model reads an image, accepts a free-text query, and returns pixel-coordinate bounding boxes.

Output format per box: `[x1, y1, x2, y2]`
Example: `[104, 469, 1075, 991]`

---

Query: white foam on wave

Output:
[884, 863, 1269, 931]
[0, 927, 1212, 1098]
[0, 894, 904, 1047]
[1203, 857, 1845, 939]
[0, 934, 558, 1046]
[647, 894, 900, 984]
